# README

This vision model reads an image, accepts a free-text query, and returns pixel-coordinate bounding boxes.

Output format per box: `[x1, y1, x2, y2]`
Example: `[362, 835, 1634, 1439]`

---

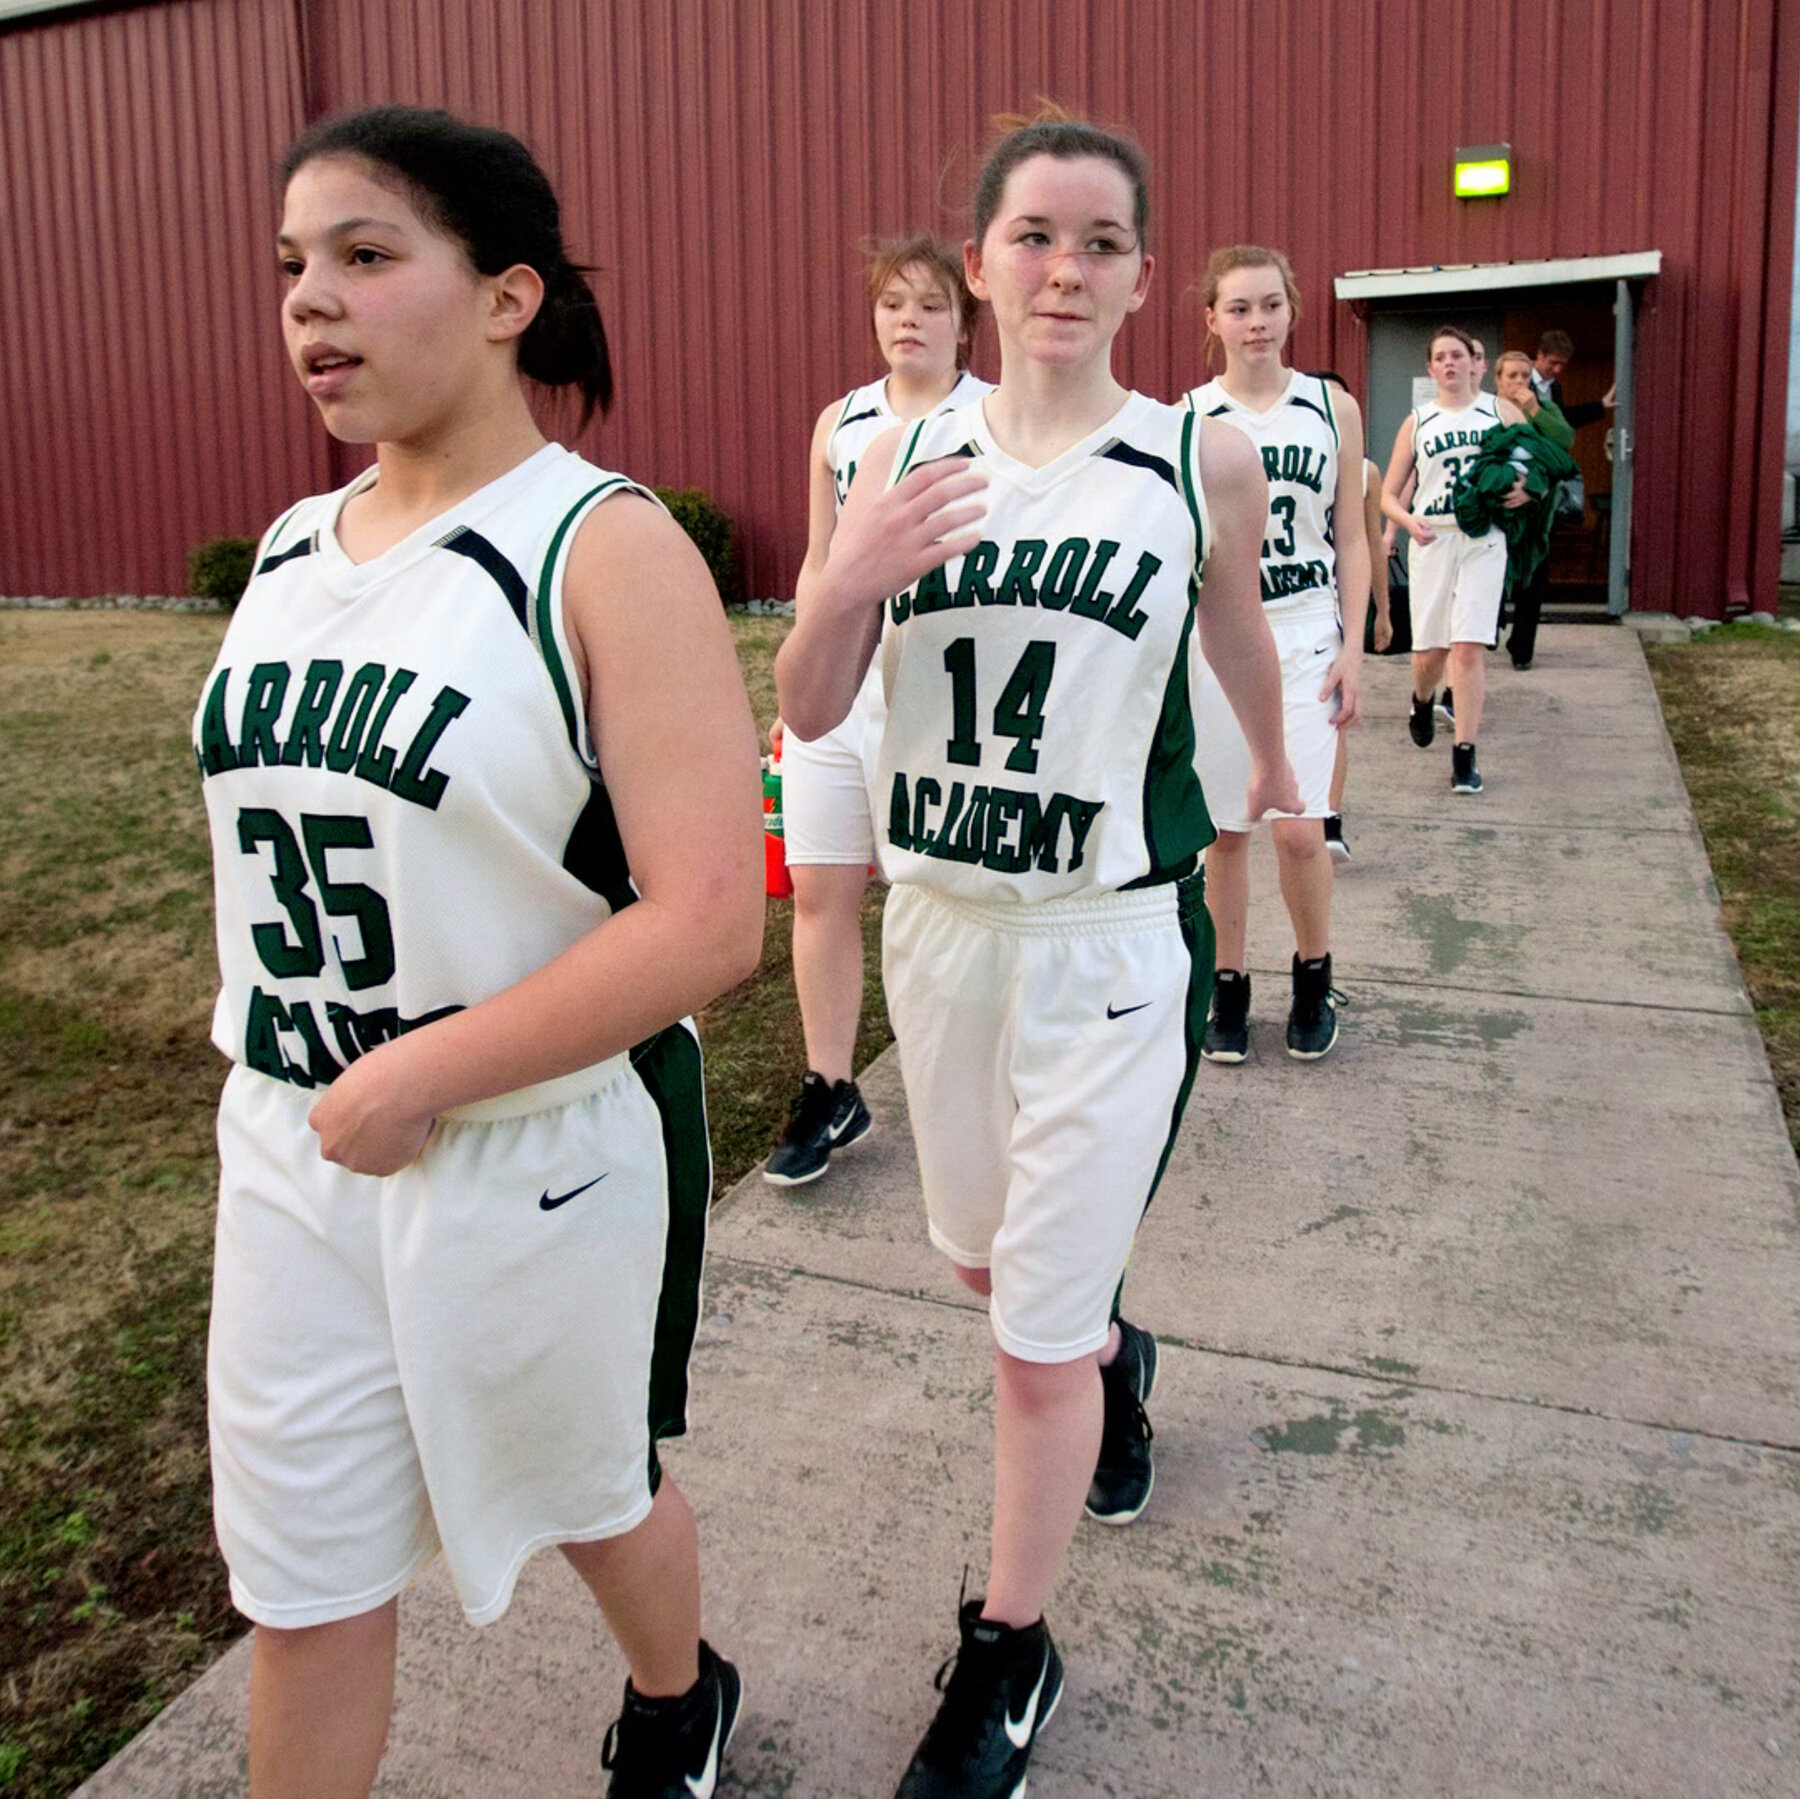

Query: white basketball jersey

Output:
[827, 370, 992, 510]
[194, 443, 654, 1090]
[1186, 371, 1339, 613]
[875, 391, 1214, 903]
[1413, 392, 1501, 525]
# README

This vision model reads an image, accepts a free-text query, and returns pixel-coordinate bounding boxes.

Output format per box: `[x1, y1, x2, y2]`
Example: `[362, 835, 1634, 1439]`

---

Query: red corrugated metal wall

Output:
[2, 0, 1796, 614]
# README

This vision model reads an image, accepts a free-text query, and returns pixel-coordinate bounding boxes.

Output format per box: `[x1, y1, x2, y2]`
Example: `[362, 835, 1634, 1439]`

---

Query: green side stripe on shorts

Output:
[1111, 871, 1214, 1323]
[534, 478, 631, 755]
[630, 1021, 712, 1475]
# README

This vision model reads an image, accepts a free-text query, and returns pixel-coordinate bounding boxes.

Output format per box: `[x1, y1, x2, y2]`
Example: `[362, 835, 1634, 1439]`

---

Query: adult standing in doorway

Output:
[1494, 349, 1576, 669]
[1382, 325, 1528, 794]
[764, 238, 991, 1188]
[1187, 250, 1372, 1061]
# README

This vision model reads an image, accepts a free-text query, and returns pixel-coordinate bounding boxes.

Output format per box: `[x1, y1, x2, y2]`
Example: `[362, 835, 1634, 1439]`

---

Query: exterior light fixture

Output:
[1454, 144, 1511, 198]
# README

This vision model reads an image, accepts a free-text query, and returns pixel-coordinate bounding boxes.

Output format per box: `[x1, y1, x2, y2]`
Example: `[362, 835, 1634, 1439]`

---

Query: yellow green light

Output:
[1454, 148, 1511, 199]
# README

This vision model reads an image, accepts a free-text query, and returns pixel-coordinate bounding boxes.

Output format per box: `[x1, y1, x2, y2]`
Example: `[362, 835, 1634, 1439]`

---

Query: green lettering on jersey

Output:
[238, 663, 291, 768]
[354, 668, 418, 789]
[280, 659, 345, 767]
[994, 539, 1049, 607]
[913, 562, 955, 616]
[1069, 539, 1121, 620]
[388, 685, 471, 811]
[197, 668, 240, 775]
[1103, 551, 1161, 641]
[323, 663, 385, 773]
[885, 775, 1106, 876]
[956, 540, 1001, 606]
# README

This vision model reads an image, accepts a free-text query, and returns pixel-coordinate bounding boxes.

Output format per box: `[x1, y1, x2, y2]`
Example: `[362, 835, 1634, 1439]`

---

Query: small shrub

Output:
[186, 538, 258, 606]
[653, 488, 739, 606]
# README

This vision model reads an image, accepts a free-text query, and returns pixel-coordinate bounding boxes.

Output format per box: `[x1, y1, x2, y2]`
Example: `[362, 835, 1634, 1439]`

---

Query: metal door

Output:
[1607, 279, 1636, 615]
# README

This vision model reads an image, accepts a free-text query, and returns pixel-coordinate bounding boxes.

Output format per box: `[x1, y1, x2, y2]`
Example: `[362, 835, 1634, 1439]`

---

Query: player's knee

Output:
[1208, 829, 1250, 861]
[952, 1262, 993, 1297]
[1271, 816, 1326, 859]
[993, 1347, 1099, 1413]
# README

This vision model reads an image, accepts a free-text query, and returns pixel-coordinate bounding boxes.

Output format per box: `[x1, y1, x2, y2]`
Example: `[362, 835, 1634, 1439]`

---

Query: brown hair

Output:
[1196, 244, 1303, 371]
[972, 99, 1151, 250]
[862, 233, 980, 369]
[1538, 328, 1575, 358]
[1427, 323, 1478, 359]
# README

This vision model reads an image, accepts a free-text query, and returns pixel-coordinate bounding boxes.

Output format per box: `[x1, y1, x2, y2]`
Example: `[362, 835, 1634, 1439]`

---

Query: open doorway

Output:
[1365, 286, 1619, 619]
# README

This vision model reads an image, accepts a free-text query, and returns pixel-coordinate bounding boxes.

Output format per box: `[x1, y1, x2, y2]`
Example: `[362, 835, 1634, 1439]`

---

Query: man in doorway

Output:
[1531, 330, 1614, 429]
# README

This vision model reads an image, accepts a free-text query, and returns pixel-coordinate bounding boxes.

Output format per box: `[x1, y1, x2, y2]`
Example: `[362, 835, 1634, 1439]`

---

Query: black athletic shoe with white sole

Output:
[1086, 1318, 1157, 1524]
[1323, 813, 1350, 863]
[763, 1070, 873, 1186]
[894, 1601, 1063, 1799]
[1202, 969, 1250, 1063]
[1451, 743, 1484, 794]
[1435, 687, 1455, 727]
[1408, 693, 1436, 748]
[602, 1640, 741, 1799]
[1286, 953, 1340, 1060]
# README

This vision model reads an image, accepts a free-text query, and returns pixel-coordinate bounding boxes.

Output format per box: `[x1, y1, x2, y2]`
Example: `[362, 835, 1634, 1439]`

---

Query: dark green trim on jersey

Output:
[890, 417, 932, 485]
[1178, 411, 1207, 567]
[255, 536, 315, 579]
[563, 777, 637, 914]
[631, 1021, 712, 1479]
[1131, 575, 1213, 885]
[1099, 440, 1178, 494]
[1315, 375, 1340, 447]
[440, 525, 530, 632]
[533, 478, 634, 758]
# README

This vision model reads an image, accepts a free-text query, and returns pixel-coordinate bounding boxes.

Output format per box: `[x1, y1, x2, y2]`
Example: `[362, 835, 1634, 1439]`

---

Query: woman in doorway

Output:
[764, 236, 990, 1187]
[1186, 253, 1372, 1063]
[1493, 347, 1575, 670]
[779, 109, 1294, 1798]
[1381, 325, 1527, 794]
[200, 105, 762, 1798]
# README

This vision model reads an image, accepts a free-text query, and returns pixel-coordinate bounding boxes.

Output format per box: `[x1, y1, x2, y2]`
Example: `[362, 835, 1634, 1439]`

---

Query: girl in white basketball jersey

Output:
[1382, 325, 1527, 794]
[199, 108, 760, 1798]
[1185, 248, 1372, 1063]
[764, 237, 989, 1188]
[779, 110, 1295, 1799]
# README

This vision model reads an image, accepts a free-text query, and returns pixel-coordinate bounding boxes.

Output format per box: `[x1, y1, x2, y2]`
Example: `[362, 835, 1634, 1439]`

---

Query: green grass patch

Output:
[1647, 624, 1800, 1155]
[0, 606, 865, 1793]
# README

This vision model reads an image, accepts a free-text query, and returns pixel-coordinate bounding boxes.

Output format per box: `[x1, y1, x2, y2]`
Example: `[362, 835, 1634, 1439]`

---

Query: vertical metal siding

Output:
[0, 0, 322, 596]
[1, 0, 1794, 615]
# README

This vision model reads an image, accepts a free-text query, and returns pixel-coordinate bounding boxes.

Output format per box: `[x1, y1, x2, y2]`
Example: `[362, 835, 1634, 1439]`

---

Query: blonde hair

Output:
[862, 233, 979, 369]
[1494, 349, 1533, 379]
[1196, 245, 1303, 371]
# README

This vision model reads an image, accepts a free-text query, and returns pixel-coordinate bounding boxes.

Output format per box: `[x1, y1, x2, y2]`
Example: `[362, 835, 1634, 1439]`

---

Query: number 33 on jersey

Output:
[874, 392, 1217, 903]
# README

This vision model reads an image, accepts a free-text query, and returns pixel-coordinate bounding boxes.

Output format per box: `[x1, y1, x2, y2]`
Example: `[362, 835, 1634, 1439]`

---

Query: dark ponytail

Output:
[281, 105, 613, 428]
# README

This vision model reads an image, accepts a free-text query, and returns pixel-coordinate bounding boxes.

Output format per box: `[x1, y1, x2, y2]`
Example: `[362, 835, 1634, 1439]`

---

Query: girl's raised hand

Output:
[821, 455, 987, 615]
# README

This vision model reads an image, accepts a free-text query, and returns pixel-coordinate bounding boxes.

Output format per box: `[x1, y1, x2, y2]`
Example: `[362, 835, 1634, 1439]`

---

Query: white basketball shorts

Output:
[1193, 594, 1342, 832]
[781, 660, 886, 868]
[207, 1025, 711, 1630]
[882, 874, 1213, 1363]
[1409, 525, 1507, 651]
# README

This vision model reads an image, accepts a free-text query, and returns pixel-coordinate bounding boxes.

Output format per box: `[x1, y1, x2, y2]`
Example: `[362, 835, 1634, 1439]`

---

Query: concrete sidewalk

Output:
[84, 626, 1800, 1798]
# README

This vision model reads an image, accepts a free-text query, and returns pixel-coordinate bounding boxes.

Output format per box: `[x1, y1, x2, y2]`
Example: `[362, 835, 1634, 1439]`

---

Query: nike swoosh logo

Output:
[1005, 1649, 1050, 1749]
[826, 1111, 858, 1143]
[539, 1174, 607, 1211]
[1106, 1002, 1150, 1019]
[685, 1688, 722, 1797]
